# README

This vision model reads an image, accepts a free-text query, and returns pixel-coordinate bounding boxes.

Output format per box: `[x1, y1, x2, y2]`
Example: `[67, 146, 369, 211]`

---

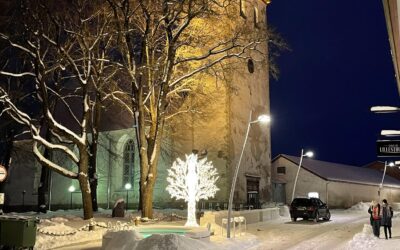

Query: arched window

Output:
[123, 139, 135, 186]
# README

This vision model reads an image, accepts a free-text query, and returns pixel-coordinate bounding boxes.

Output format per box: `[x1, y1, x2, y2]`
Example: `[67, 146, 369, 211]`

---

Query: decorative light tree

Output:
[166, 154, 219, 227]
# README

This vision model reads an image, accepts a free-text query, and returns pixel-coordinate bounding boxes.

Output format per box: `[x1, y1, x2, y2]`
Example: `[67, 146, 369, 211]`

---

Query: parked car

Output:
[290, 197, 331, 222]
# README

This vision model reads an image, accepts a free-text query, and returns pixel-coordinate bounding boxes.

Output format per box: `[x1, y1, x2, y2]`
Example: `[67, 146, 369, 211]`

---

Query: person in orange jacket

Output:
[368, 200, 381, 238]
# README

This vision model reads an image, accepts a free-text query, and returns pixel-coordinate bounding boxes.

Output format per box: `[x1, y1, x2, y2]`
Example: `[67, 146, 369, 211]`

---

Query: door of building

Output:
[246, 177, 260, 209]
[273, 183, 286, 204]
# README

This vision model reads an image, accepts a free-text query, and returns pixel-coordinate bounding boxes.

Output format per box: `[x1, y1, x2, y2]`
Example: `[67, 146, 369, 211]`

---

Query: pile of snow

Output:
[38, 223, 77, 236]
[279, 205, 290, 217]
[36, 227, 107, 249]
[347, 202, 370, 212]
[101, 230, 216, 250]
[102, 230, 143, 249]
[347, 224, 378, 249]
[64, 214, 84, 221]
[50, 217, 69, 223]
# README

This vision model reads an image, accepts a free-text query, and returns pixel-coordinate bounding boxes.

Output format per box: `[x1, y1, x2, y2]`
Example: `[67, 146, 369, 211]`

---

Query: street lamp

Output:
[370, 106, 400, 113]
[378, 161, 395, 198]
[370, 106, 400, 136]
[124, 183, 132, 211]
[68, 185, 75, 209]
[381, 130, 400, 136]
[291, 149, 314, 202]
[226, 111, 271, 238]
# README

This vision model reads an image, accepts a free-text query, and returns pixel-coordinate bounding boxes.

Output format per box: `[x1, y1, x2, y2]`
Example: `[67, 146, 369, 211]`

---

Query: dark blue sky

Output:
[268, 0, 400, 166]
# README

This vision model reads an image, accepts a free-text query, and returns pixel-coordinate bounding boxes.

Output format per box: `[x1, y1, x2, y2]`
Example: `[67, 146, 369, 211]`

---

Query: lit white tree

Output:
[166, 154, 219, 227]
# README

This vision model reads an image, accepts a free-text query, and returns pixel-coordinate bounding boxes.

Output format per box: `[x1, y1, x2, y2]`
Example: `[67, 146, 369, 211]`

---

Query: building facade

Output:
[272, 154, 400, 208]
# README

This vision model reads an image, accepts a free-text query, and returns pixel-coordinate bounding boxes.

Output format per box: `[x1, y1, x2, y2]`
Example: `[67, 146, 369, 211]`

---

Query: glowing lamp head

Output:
[304, 151, 314, 158]
[68, 186, 75, 192]
[125, 183, 132, 190]
[388, 162, 395, 167]
[257, 114, 271, 123]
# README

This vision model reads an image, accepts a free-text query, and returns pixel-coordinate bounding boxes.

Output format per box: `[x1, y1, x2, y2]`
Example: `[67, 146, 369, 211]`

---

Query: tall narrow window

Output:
[123, 139, 135, 186]
[240, 0, 246, 18]
[254, 7, 259, 28]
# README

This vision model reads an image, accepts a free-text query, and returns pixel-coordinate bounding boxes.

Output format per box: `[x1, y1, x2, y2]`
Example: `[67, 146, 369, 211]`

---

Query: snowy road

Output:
[247, 210, 368, 250]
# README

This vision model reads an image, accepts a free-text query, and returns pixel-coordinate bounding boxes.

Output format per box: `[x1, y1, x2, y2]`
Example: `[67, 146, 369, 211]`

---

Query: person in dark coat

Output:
[368, 200, 381, 238]
[368, 200, 374, 226]
[381, 199, 393, 239]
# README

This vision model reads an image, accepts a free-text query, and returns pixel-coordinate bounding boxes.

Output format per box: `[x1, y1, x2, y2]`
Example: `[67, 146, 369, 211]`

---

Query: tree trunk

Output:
[141, 182, 154, 218]
[37, 164, 51, 213]
[78, 150, 93, 220]
[89, 142, 98, 212]
[37, 128, 52, 213]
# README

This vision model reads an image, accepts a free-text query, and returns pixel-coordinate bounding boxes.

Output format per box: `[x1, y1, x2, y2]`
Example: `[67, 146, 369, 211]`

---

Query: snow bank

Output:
[35, 228, 106, 249]
[50, 217, 69, 223]
[101, 230, 216, 250]
[279, 205, 290, 217]
[346, 224, 378, 249]
[101, 230, 143, 249]
[38, 223, 76, 236]
[346, 202, 370, 212]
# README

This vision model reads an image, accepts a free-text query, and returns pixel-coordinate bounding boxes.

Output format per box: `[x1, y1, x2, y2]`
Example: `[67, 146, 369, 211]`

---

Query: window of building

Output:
[253, 7, 259, 28]
[123, 139, 135, 186]
[240, 0, 246, 18]
[277, 166, 286, 175]
[247, 59, 255, 73]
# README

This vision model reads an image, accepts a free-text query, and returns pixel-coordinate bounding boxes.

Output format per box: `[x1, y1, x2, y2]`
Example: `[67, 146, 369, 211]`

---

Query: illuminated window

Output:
[240, 0, 246, 18]
[277, 166, 286, 175]
[123, 139, 135, 186]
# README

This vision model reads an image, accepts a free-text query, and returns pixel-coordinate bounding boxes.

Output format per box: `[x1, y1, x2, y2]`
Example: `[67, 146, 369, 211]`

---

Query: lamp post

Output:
[370, 106, 400, 137]
[226, 111, 271, 238]
[378, 161, 395, 198]
[125, 183, 132, 211]
[68, 185, 75, 209]
[291, 149, 314, 202]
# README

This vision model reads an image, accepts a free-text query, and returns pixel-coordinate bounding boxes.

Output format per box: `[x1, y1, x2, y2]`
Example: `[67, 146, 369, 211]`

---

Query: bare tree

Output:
[0, 0, 116, 219]
[107, 0, 270, 218]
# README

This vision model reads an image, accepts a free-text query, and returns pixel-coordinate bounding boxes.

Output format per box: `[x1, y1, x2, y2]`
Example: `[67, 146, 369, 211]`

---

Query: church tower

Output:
[163, 0, 272, 208]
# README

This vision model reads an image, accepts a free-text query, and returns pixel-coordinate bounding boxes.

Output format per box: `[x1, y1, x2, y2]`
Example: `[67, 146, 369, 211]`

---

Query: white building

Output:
[272, 154, 400, 208]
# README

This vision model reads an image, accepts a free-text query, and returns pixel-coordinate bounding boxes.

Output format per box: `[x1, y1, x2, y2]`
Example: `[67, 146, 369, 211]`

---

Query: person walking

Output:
[368, 200, 374, 226]
[368, 200, 381, 238]
[381, 199, 393, 239]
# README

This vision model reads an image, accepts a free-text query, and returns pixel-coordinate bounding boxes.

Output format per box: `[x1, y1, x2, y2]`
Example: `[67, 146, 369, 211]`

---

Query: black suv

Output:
[290, 198, 331, 222]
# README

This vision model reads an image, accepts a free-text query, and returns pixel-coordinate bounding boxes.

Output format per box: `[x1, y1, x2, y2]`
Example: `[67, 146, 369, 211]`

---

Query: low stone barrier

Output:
[199, 207, 280, 227]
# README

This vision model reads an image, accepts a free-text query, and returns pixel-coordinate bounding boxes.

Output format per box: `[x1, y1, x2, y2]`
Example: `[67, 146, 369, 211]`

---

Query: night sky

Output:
[268, 1, 400, 166]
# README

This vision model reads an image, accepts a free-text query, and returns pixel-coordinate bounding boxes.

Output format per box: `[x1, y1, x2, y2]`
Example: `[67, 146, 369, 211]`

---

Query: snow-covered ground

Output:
[5, 202, 400, 249]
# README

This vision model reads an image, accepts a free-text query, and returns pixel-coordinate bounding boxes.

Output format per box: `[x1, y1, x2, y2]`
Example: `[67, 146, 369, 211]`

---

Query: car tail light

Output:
[307, 206, 315, 211]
